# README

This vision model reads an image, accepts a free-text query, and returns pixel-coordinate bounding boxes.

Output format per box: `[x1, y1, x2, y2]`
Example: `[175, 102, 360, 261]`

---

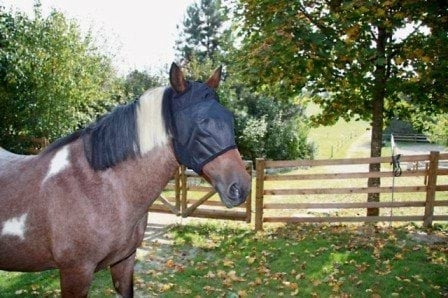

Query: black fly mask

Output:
[163, 81, 237, 174]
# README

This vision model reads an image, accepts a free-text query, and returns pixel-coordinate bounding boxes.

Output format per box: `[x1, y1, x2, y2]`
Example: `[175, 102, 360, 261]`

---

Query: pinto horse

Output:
[0, 63, 251, 297]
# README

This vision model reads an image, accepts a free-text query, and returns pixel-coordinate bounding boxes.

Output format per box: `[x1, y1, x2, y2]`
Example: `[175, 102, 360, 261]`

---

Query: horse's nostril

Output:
[228, 183, 240, 201]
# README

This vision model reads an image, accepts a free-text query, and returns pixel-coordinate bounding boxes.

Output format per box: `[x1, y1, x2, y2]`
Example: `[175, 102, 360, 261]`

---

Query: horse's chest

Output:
[98, 214, 148, 269]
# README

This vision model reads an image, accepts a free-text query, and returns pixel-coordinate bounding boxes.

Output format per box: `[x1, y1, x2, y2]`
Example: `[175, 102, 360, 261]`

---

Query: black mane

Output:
[43, 99, 142, 171]
[162, 87, 175, 137]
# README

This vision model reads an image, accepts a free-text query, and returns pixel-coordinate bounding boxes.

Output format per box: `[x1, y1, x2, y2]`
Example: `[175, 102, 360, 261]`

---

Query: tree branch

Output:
[297, 3, 333, 35]
[389, 23, 423, 59]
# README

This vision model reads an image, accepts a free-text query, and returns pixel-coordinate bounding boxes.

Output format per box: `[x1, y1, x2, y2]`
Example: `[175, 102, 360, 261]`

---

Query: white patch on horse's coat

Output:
[43, 145, 70, 183]
[137, 87, 169, 154]
[1, 213, 27, 240]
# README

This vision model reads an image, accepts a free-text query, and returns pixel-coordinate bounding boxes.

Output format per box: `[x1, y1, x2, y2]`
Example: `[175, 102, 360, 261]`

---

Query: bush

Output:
[425, 114, 448, 146]
[232, 93, 314, 162]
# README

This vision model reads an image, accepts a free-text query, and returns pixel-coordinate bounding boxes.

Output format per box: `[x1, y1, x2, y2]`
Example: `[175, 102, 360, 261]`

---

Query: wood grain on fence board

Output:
[264, 154, 431, 168]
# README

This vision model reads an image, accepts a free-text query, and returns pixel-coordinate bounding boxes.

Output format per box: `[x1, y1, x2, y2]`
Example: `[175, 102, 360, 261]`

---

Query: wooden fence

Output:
[255, 152, 448, 231]
[149, 162, 252, 222]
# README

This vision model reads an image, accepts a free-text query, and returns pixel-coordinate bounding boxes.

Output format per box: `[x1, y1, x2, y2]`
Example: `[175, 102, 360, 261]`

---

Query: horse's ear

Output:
[169, 62, 188, 93]
[205, 65, 222, 89]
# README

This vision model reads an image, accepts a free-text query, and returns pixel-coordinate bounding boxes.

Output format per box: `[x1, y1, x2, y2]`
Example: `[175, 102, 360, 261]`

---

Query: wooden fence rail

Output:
[255, 152, 448, 231]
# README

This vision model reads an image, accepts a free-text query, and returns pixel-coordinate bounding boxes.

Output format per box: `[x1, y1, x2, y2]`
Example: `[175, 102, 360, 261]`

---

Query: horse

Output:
[0, 63, 251, 297]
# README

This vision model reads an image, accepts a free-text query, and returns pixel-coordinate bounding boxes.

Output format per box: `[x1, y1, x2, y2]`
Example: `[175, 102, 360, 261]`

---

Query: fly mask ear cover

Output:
[165, 81, 237, 174]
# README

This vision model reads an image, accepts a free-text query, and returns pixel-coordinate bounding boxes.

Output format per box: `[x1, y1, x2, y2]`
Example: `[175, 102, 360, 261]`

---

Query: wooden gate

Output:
[149, 167, 182, 215]
[149, 162, 252, 222]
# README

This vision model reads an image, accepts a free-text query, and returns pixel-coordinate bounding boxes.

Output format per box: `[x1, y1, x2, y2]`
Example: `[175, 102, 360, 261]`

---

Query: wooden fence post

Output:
[255, 158, 265, 231]
[245, 161, 253, 223]
[423, 151, 439, 228]
[181, 165, 188, 217]
[174, 167, 181, 213]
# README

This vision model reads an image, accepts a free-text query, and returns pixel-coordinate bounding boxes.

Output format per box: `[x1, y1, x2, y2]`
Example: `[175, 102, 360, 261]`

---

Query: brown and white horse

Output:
[0, 64, 251, 297]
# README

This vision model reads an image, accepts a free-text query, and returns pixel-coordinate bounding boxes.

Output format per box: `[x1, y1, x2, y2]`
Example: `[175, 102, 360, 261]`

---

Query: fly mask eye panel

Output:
[165, 81, 236, 173]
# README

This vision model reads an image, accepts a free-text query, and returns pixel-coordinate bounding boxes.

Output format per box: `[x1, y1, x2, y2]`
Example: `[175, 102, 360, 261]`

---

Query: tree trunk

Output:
[367, 26, 387, 216]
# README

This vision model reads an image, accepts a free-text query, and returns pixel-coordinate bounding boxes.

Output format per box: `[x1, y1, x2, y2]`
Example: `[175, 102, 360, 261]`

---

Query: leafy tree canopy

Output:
[0, 4, 123, 153]
[237, 0, 447, 125]
[123, 69, 165, 99]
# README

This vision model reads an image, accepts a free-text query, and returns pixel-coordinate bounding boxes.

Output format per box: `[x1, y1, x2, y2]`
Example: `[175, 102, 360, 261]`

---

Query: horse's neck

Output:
[107, 142, 179, 212]
[62, 139, 178, 220]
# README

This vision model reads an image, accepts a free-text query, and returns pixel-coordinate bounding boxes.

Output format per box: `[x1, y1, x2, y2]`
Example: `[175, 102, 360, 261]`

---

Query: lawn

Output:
[305, 102, 370, 159]
[308, 118, 370, 159]
[2, 223, 446, 297]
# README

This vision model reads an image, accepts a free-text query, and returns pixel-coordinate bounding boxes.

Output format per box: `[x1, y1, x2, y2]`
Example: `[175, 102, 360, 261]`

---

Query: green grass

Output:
[2, 223, 446, 297]
[306, 103, 370, 159]
[151, 223, 447, 297]
[308, 119, 369, 159]
[0, 269, 114, 297]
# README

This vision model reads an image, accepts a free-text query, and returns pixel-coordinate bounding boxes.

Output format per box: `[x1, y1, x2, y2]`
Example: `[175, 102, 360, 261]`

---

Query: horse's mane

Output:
[42, 100, 140, 170]
[42, 87, 175, 171]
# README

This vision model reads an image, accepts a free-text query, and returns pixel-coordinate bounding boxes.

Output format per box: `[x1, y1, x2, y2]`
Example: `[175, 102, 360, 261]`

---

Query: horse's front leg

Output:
[110, 251, 136, 298]
[59, 265, 95, 298]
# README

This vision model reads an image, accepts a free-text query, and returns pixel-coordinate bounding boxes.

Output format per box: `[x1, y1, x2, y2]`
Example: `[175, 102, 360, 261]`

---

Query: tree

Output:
[0, 5, 123, 153]
[123, 69, 164, 100]
[236, 0, 448, 215]
[175, 0, 230, 63]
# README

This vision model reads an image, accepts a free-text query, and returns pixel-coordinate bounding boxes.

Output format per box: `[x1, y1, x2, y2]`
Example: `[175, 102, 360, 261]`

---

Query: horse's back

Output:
[0, 146, 33, 163]
[0, 147, 35, 179]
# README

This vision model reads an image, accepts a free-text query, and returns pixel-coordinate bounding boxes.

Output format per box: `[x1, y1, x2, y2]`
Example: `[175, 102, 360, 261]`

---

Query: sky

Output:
[2, 0, 196, 74]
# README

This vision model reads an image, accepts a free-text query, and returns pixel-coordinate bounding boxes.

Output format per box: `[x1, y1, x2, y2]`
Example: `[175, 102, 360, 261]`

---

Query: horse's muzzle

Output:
[226, 182, 249, 206]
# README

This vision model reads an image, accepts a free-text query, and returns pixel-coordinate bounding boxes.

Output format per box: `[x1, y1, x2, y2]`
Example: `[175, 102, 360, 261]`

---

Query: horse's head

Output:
[166, 63, 251, 208]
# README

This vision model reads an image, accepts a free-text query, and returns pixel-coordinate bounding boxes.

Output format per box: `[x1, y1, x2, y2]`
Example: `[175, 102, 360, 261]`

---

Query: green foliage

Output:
[425, 114, 448, 146]
[123, 69, 164, 99]
[183, 56, 216, 81]
[232, 92, 314, 162]
[175, 0, 231, 63]
[237, 0, 448, 119]
[236, 0, 448, 158]
[0, 5, 123, 153]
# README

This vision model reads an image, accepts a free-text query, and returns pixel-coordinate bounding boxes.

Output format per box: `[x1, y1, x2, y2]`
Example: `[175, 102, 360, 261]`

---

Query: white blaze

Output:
[1, 213, 28, 240]
[43, 145, 70, 183]
[137, 87, 169, 154]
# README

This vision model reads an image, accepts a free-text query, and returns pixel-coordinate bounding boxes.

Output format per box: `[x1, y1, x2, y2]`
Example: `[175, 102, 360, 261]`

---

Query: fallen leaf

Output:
[165, 259, 175, 268]
[247, 256, 256, 264]
[223, 259, 235, 268]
